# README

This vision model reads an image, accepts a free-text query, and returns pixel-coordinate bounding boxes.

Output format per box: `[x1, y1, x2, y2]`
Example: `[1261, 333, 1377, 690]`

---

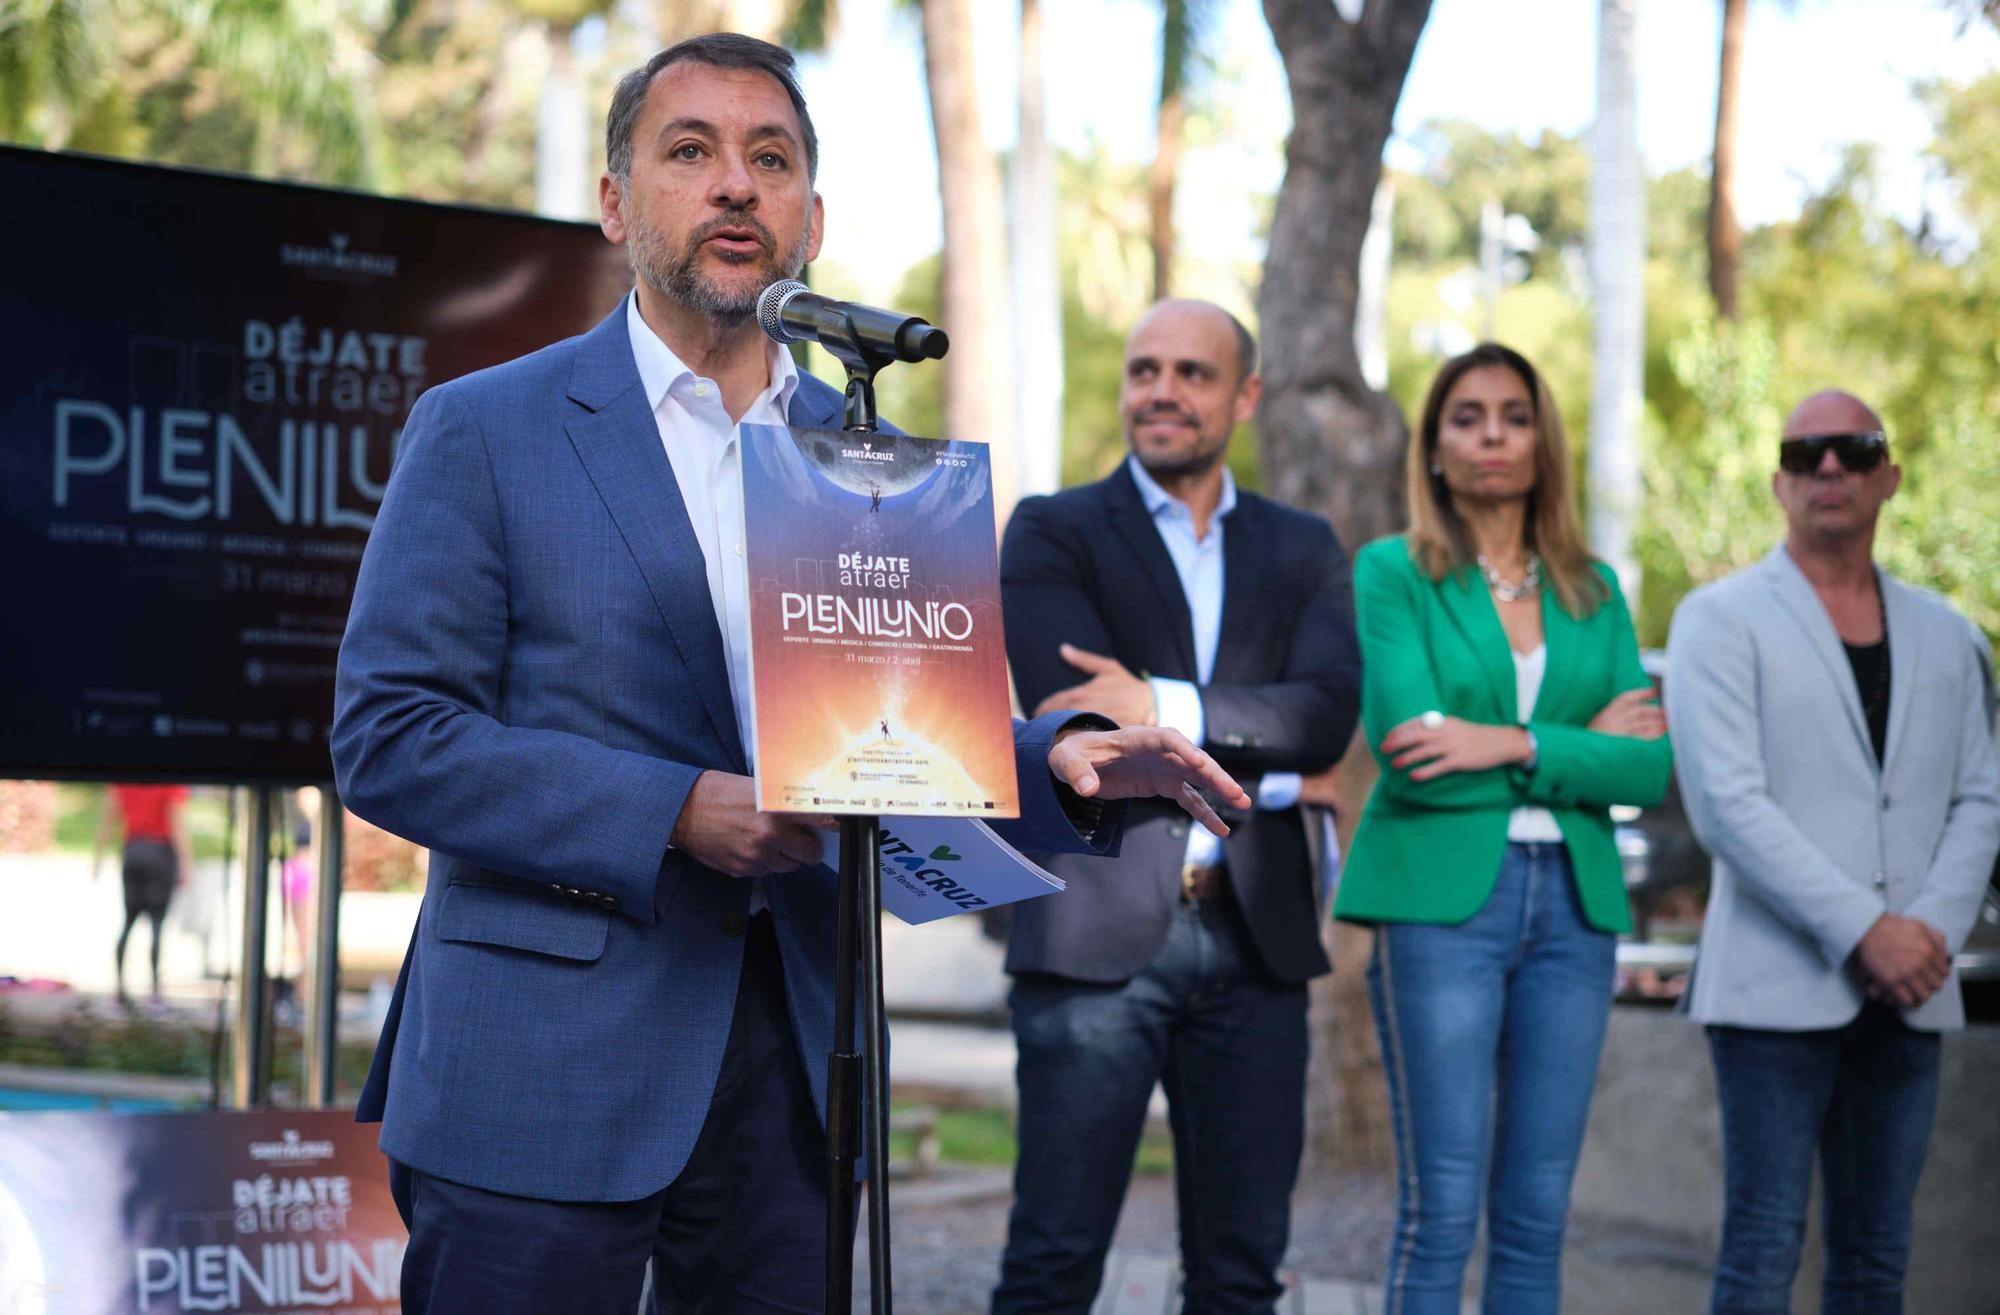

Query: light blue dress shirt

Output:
[1125, 456, 1302, 871]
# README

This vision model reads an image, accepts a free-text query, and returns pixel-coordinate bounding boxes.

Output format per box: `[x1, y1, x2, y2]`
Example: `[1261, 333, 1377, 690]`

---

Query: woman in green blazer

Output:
[1334, 344, 1671, 1315]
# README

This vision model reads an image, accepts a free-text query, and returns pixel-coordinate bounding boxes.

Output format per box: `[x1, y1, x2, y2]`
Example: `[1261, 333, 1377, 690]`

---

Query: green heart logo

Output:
[929, 845, 962, 862]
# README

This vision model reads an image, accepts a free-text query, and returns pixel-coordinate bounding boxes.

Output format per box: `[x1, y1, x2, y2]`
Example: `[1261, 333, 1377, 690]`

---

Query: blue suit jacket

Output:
[332, 304, 1115, 1202]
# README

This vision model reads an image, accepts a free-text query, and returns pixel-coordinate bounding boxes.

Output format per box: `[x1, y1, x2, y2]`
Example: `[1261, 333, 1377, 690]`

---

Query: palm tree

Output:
[1, 0, 386, 185]
[1149, 0, 1211, 300]
[1013, 0, 1062, 497]
[0, 0, 95, 145]
[918, 0, 1017, 512]
[515, 0, 616, 218]
[1708, 0, 1746, 319]
[1591, 0, 1644, 593]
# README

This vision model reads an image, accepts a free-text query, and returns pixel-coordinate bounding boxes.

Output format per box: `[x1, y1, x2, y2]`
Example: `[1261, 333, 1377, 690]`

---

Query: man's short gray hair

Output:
[605, 34, 819, 185]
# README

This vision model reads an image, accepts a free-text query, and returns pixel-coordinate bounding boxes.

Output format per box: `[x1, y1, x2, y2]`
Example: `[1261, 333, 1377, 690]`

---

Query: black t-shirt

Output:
[1843, 637, 1892, 765]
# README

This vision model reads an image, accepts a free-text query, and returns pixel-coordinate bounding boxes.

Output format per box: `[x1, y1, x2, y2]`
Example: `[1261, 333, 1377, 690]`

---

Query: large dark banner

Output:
[0, 1107, 405, 1313]
[0, 146, 632, 783]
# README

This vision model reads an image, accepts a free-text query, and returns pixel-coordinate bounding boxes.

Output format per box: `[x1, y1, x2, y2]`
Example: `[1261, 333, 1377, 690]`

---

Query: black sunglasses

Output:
[1778, 431, 1888, 475]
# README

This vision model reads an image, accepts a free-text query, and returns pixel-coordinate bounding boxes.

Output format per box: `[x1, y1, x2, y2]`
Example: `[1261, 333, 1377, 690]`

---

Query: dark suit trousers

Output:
[994, 892, 1309, 1315]
[392, 913, 831, 1313]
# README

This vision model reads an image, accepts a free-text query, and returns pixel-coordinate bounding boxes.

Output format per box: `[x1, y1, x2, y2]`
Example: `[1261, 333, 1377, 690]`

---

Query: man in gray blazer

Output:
[1666, 389, 2000, 1314]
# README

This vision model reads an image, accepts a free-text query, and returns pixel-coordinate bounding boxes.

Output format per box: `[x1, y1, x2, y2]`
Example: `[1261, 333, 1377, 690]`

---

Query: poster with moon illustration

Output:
[739, 423, 1019, 818]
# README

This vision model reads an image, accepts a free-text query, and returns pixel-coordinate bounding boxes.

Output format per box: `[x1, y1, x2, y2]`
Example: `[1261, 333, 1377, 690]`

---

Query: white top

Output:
[1508, 645, 1564, 842]
[627, 293, 801, 907]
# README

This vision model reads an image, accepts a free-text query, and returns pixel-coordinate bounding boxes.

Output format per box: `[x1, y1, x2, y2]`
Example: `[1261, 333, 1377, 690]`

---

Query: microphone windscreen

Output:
[757, 279, 809, 344]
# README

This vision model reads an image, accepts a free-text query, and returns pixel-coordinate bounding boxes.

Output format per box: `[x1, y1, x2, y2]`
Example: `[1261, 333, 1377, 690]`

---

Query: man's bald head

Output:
[1783, 390, 1884, 439]
[1773, 388, 1898, 550]
[1128, 299, 1258, 382]
[1120, 299, 1262, 482]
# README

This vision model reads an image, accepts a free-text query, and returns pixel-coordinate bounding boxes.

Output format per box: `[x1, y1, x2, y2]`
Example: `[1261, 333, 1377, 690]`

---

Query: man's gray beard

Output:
[627, 207, 811, 326]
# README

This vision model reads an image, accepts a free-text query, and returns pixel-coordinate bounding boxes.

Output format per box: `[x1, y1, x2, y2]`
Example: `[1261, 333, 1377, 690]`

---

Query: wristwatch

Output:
[1520, 726, 1539, 773]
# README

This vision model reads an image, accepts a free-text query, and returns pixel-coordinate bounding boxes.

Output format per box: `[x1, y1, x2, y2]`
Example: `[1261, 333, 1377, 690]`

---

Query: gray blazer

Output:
[1666, 546, 2000, 1032]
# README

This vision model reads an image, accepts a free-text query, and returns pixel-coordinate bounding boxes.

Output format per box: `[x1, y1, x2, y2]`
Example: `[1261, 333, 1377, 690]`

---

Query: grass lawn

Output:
[890, 1103, 1173, 1175]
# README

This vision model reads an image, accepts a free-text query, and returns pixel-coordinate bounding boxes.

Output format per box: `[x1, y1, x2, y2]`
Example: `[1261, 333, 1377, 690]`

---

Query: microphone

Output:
[756, 280, 948, 364]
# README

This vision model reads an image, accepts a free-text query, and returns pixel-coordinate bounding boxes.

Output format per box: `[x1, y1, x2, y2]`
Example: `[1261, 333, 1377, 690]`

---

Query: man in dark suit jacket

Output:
[993, 300, 1361, 1314]
[332, 39, 1252, 1314]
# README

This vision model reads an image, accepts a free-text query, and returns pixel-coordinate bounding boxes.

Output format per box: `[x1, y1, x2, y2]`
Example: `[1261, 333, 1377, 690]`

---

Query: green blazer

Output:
[1334, 535, 1673, 933]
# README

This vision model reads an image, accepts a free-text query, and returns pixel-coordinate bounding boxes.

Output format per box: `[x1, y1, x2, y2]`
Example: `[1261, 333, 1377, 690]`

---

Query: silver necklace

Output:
[1476, 552, 1541, 602]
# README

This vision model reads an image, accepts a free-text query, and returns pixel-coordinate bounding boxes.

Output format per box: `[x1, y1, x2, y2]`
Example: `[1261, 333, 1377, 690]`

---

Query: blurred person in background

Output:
[1666, 390, 2000, 1314]
[994, 299, 1359, 1314]
[1334, 343, 1671, 1314]
[94, 783, 191, 1005]
[280, 785, 320, 974]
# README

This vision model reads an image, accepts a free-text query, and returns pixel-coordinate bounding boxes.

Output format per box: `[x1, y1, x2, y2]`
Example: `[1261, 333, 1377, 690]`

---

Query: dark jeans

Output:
[993, 891, 1309, 1315]
[1707, 1002, 1942, 1315]
[1367, 842, 1616, 1315]
[393, 912, 831, 1314]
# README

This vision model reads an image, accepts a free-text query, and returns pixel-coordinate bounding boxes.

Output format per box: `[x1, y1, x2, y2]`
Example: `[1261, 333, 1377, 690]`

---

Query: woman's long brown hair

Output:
[1404, 342, 1608, 619]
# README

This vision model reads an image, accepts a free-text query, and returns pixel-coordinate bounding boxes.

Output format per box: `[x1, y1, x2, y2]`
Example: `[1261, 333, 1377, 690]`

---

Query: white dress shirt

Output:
[627, 293, 802, 907]
[1125, 457, 1302, 871]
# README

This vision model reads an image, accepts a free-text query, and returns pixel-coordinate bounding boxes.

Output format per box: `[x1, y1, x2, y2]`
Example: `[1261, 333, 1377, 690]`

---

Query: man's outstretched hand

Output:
[1047, 726, 1250, 838]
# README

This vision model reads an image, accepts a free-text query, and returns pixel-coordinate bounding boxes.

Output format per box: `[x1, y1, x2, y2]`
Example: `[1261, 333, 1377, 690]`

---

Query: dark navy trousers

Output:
[994, 891, 1310, 1315]
[391, 912, 832, 1313]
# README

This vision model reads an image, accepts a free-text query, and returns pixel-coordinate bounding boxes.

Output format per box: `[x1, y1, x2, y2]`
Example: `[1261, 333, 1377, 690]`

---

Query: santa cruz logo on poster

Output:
[248, 1128, 335, 1164]
[280, 230, 398, 279]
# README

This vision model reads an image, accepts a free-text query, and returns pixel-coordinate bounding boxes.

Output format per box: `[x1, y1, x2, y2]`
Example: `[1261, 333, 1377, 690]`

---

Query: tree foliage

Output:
[1379, 72, 2000, 647]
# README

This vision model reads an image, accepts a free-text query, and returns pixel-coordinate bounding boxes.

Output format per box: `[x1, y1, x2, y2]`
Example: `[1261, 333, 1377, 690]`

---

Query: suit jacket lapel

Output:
[787, 374, 844, 430]
[1763, 546, 1874, 771]
[1536, 582, 1577, 720]
[1105, 465, 1197, 678]
[562, 309, 745, 771]
[1879, 572, 1923, 778]
[1213, 498, 1268, 684]
[1436, 564, 1517, 720]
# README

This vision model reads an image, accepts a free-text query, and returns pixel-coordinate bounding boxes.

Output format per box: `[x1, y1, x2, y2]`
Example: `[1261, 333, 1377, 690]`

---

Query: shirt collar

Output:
[625, 291, 800, 418]
[1126, 453, 1237, 525]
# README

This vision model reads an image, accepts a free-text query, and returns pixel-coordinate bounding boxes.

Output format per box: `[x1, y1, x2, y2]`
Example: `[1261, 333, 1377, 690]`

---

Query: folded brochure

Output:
[818, 816, 1065, 925]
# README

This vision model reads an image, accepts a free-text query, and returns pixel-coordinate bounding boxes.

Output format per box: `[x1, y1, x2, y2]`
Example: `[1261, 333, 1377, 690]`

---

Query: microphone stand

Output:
[814, 311, 926, 1315]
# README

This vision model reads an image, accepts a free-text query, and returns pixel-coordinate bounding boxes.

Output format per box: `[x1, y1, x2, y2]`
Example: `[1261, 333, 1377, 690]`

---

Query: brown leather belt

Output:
[1180, 863, 1229, 903]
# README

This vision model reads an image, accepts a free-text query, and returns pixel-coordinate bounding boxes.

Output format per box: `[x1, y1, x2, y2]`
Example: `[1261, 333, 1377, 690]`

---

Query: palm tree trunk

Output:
[919, 0, 1018, 515]
[535, 22, 590, 219]
[1709, 0, 1745, 320]
[1012, 0, 1064, 498]
[1258, 0, 1431, 1175]
[1150, 90, 1184, 300]
[1150, 0, 1191, 300]
[1590, 0, 1645, 593]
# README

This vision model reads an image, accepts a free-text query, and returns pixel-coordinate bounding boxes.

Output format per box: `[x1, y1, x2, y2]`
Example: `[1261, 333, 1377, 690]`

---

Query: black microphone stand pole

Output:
[816, 312, 925, 1315]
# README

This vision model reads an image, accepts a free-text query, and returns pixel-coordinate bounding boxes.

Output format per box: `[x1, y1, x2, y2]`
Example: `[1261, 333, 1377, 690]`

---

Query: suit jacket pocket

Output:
[435, 877, 610, 963]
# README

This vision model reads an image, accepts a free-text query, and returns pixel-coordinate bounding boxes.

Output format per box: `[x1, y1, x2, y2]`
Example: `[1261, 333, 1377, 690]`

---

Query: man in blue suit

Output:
[331, 34, 1250, 1314]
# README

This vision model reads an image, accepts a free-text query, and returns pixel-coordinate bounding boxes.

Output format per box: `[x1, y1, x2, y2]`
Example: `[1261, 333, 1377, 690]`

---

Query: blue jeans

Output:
[1707, 1002, 1942, 1315]
[1367, 841, 1615, 1315]
[994, 893, 1310, 1315]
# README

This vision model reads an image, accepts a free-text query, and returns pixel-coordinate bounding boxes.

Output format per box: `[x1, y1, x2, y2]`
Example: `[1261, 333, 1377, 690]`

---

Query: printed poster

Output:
[740, 424, 1019, 818]
[0, 1107, 405, 1313]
